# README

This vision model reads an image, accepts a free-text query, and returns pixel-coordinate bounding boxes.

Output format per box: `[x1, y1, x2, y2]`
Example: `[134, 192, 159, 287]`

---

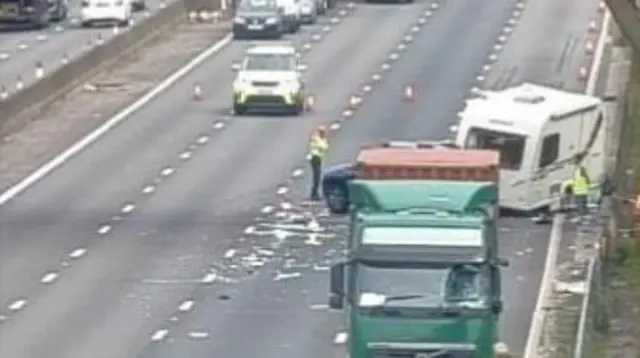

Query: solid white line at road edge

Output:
[0, 34, 233, 206]
[522, 9, 611, 358]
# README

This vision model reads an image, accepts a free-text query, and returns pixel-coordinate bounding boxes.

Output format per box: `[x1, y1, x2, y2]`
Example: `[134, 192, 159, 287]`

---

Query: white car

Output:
[276, 0, 301, 33]
[81, 0, 131, 27]
[298, 0, 317, 24]
[232, 43, 308, 115]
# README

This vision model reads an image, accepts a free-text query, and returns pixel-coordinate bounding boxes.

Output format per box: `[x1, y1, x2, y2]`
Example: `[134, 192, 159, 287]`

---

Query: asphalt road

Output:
[0, 0, 166, 94]
[0, 0, 602, 357]
[0, 3, 425, 357]
[137, 0, 548, 356]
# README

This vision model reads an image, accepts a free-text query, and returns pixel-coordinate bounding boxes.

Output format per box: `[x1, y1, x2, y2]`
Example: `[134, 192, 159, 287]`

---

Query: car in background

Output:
[276, 0, 300, 33]
[130, 0, 144, 11]
[0, 0, 67, 28]
[314, 0, 327, 14]
[298, 0, 316, 24]
[80, 0, 131, 27]
[233, 0, 284, 39]
[49, 0, 69, 21]
[232, 43, 308, 115]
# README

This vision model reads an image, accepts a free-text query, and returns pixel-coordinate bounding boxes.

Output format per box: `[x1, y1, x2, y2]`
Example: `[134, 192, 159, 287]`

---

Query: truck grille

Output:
[370, 347, 474, 358]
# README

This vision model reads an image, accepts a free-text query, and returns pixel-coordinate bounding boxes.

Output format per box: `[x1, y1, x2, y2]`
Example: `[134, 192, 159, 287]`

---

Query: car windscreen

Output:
[238, 0, 277, 12]
[243, 53, 295, 71]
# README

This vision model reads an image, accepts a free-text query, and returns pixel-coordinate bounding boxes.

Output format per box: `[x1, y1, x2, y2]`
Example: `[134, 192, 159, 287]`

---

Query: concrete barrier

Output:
[0, 0, 225, 137]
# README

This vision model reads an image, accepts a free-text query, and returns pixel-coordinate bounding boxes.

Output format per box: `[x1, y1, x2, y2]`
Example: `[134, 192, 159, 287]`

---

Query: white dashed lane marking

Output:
[151, 329, 169, 342]
[334, 332, 348, 345]
[202, 272, 218, 283]
[179, 151, 192, 160]
[224, 249, 236, 259]
[160, 167, 174, 177]
[196, 135, 209, 144]
[98, 224, 112, 235]
[178, 300, 195, 312]
[261, 205, 275, 214]
[68, 248, 87, 259]
[8, 299, 27, 311]
[188, 331, 210, 339]
[40, 272, 59, 284]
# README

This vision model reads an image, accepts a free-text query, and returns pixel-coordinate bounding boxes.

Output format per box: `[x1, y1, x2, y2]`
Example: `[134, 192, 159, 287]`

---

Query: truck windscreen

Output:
[355, 262, 491, 309]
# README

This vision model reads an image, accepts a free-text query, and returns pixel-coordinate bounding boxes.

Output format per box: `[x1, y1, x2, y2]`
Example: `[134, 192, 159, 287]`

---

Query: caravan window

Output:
[538, 133, 560, 169]
[465, 128, 527, 170]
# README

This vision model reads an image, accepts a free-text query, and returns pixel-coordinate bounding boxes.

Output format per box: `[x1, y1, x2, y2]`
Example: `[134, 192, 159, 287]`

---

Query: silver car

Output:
[298, 0, 317, 24]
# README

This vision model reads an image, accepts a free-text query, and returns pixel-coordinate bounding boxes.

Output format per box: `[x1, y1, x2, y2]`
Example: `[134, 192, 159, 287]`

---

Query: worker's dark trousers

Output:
[575, 194, 589, 216]
[309, 155, 322, 200]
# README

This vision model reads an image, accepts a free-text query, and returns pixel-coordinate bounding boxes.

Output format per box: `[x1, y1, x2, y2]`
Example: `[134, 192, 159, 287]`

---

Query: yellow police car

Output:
[232, 43, 307, 115]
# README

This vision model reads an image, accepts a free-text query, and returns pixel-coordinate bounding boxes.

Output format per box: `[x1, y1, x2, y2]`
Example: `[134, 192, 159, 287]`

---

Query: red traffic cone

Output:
[305, 94, 315, 111]
[403, 84, 416, 101]
[192, 82, 203, 101]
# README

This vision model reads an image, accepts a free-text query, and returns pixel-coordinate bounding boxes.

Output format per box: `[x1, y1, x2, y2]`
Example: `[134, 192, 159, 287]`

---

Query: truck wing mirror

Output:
[231, 62, 241, 71]
[492, 258, 509, 267]
[491, 300, 503, 315]
[329, 262, 346, 309]
[329, 294, 344, 310]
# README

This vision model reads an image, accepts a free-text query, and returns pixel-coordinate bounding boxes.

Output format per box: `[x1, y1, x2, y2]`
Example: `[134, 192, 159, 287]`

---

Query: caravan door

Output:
[530, 132, 564, 209]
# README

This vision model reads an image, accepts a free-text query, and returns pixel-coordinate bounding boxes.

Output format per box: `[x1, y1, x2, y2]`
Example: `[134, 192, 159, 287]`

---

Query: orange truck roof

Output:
[356, 148, 500, 182]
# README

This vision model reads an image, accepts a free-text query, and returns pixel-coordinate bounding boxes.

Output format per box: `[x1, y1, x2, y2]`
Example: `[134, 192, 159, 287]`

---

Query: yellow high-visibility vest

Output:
[572, 168, 590, 196]
[309, 135, 328, 158]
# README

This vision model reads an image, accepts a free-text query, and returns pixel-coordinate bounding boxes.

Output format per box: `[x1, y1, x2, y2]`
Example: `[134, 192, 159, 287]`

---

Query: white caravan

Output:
[455, 83, 605, 213]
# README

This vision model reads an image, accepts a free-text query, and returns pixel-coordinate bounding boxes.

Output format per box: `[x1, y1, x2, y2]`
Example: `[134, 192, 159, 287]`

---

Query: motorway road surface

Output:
[0, 0, 602, 357]
[0, 0, 167, 94]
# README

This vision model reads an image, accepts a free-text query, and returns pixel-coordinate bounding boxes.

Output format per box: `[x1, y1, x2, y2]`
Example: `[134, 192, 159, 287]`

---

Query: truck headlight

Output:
[233, 17, 246, 24]
[265, 17, 277, 24]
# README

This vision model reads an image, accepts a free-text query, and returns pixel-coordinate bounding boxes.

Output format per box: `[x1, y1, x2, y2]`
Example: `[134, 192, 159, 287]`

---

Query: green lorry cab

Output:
[328, 180, 509, 358]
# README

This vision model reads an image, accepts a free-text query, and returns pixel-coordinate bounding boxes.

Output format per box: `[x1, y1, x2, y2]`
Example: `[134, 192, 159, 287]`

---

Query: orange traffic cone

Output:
[192, 82, 203, 101]
[403, 84, 416, 101]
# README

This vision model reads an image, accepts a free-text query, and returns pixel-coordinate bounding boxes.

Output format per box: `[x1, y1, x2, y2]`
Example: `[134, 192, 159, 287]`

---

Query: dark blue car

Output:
[321, 163, 357, 214]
